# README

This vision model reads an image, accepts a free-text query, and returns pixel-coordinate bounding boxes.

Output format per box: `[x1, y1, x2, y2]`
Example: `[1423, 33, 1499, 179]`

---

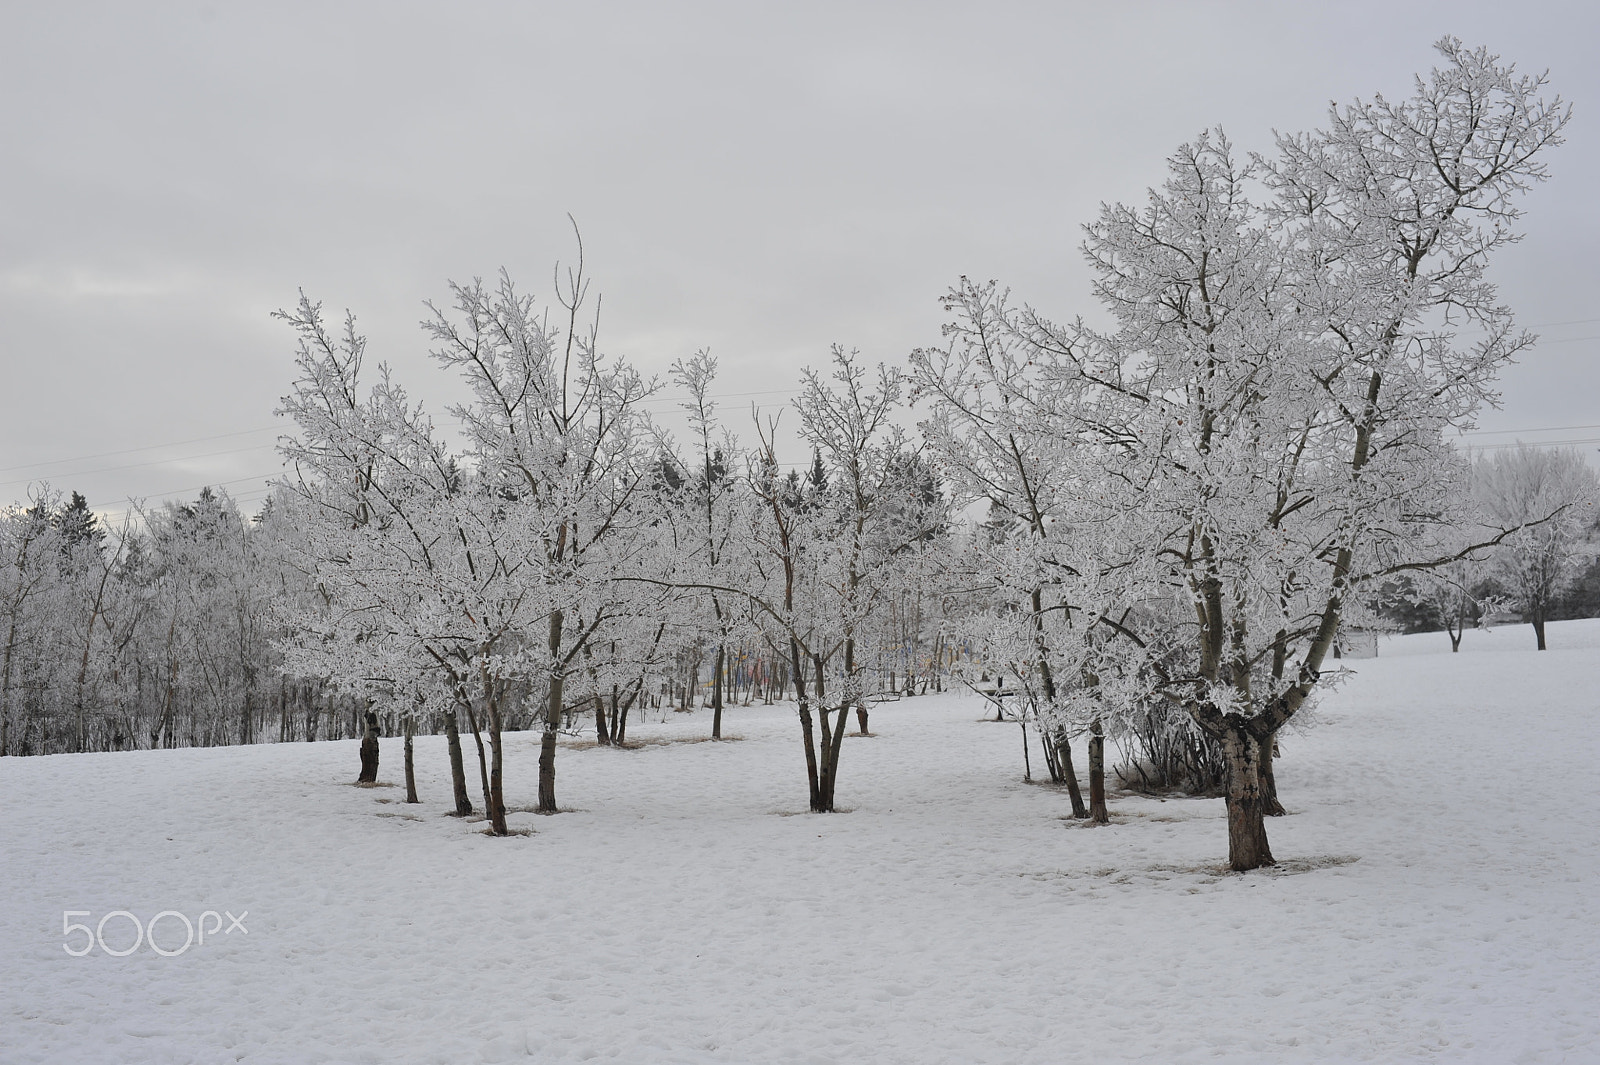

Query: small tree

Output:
[1474, 446, 1599, 649]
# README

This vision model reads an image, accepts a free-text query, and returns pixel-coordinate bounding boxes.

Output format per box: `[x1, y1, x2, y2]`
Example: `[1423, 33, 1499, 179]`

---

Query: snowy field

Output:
[3, 621, 1598, 1064]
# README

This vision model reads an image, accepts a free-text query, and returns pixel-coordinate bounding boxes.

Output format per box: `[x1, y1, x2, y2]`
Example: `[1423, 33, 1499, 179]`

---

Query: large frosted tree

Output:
[922, 39, 1567, 870]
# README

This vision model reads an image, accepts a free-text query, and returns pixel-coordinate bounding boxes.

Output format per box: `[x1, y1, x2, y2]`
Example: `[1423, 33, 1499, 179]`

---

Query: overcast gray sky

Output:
[4, 1, 1598, 523]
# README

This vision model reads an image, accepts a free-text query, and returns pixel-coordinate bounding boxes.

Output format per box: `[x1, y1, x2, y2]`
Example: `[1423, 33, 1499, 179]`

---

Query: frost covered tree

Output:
[0, 497, 64, 756]
[276, 303, 485, 817]
[278, 248, 659, 831]
[1474, 446, 1599, 649]
[912, 286, 1101, 819]
[667, 351, 745, 739]
[921, 40, 1567, 870]
[426, 264, 658, 816]
[694, 348, 937, 811]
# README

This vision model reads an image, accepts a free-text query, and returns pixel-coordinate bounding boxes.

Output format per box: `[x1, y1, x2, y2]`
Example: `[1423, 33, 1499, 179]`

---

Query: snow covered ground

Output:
[3, 619, 1597, 1064]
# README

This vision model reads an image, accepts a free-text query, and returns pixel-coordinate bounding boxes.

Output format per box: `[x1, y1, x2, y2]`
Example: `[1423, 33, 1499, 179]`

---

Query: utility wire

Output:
[1458, 437, 1600, 453]
[1531, 334, 1600, 345]
[0, 444, 281, 491]
[1528, 316, 1600, 328]
[0, 423, 281, 476]
[87, 471, 286, 522]
[1458, 422, 1600, 437]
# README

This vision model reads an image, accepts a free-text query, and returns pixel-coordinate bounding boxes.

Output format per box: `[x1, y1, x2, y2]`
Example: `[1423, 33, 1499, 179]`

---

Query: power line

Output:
[1532, 334, 1600, 345]
[1459, 422, 1600, 437]
[2, 384, 805, 477]
[638, 387, 802, 408]
[86, 471, 286, 522]
[0, 443, 281, 491]
[1457, 437, 1600, 453]
[1528, 316, 1600, 328]
[0, 423, 281, 477]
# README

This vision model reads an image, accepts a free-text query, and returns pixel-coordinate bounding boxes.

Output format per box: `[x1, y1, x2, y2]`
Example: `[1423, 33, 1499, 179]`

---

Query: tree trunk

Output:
[793, 639, 823, 811]
[539, 609, 564, 814]
[1055, 730, 1088, 818]
[1087, 720, 1108, 824]
[485, 682, 507, 836]
[711, 643, 725, 739]
[1532, 609, 1547, 651]
[462, 698, 492, 818]
[1038, 722, 1061, 783]
[444, 709, 473, 815]
[403, 715, 419, 804]
[593, 693, 611, 745]
[616, 682, 640, 746]
[856, 705, 869, 735]
[819, 698, 849, 810]
[1222, 726, 1275, 871]
[357, 710, 379, 783]
[1259, 734, 1286, 816]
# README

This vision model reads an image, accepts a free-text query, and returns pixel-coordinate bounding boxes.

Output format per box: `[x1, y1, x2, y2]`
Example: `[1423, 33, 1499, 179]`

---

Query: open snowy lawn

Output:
[3, 621, 1598, 1064]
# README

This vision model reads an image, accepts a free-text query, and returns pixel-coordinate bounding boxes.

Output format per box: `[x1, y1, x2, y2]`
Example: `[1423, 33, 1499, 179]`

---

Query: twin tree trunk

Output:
[793, 640, 848, 812]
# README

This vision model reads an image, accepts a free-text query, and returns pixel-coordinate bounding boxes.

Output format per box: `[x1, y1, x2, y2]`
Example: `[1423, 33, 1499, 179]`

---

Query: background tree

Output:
[1474, 446, 1599, 649]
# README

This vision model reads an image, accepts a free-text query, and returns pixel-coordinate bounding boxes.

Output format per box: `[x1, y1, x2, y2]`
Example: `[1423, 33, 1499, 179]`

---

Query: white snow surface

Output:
[3, 620, 1598, 1064]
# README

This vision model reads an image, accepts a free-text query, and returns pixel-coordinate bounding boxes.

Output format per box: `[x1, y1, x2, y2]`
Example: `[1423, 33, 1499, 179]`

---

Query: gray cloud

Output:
[4, 1, 1597, 521]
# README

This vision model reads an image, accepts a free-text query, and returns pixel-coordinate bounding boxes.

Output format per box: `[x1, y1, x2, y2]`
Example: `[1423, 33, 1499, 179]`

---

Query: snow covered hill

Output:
[3, 620, 1597, 1064]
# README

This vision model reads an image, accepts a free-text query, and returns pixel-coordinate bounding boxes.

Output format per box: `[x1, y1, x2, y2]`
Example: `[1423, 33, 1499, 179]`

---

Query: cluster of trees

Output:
[271, 250, 954, 829]
[2, 41, 1581, 873]
[0, 487, 354, 758]
[1383, 446, 1599, 650]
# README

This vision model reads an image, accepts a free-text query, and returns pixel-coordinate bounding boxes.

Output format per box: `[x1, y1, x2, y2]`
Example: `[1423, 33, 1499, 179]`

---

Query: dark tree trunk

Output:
[819, 698, 849, 810]
[793, 639, 823, 811]
[1056, 730, 1089, 818]
[711, 643, 725, 739]
[1222, 726, 1275, 871]
[813, 657, 841, 811]
[357, 710, 379, 783]
[593, 693, 612, 745]
[486, 692, 507, 835]
[855, 705, 869, 735]
[537, 610, 563, 809]
[1039, 723, 1061, 783]
[462, 699, 492, 820]
[1533, 609, 1547, 651]
[616, 682, 641, 746]
[403, 715, 419, 804]
[1087, 720, 1108, 824]
[799, 703, 822, 810]
[444, 709, 473, 816]
[539, 610, 564, 814]
[1259, 734, 1286, 816]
